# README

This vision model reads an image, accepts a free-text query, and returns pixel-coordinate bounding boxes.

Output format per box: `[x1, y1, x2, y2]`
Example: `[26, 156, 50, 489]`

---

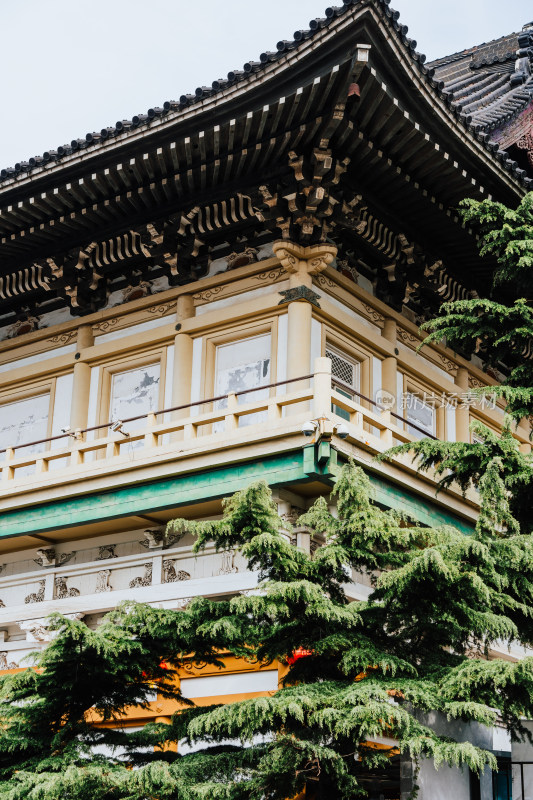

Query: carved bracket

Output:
[278, 286, 321, 308]
[272, 241, 337, 274]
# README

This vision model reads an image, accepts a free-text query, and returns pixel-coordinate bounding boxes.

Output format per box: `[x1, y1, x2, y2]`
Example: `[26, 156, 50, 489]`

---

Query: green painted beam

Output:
[0, 445, 473, 540]
[369, 473, 474, 534]
[328, 451, 473, 533]
[0, 451, 309, 540]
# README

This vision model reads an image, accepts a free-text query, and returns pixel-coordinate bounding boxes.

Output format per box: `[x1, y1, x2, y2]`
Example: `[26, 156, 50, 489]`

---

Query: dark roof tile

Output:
[0, 0, 530, 189]
[430, 25, 533, 141]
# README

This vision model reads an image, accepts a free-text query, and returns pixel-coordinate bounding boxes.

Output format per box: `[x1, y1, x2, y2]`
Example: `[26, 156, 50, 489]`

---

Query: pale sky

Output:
[0, 0, 531, 169]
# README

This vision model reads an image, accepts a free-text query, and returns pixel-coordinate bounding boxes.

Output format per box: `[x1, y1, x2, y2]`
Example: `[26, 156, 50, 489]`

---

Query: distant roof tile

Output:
[430, 26, 533, 139]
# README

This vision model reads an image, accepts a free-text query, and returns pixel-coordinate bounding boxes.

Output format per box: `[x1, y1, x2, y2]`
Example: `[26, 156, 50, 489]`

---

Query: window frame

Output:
[400, 375, 439, 438]
[323, 327, 373, 404]
[201, 319, 279, 402]
[95, 347, 168, 430]
[0, 376, 57, 452]
[325, 342, 361, 400]
[469, 412, 499, 444]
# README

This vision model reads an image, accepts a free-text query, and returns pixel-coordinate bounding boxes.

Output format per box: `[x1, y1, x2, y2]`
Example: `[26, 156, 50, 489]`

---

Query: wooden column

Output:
[381, 318, 397, 411]
[436, 405, 446, 440]
[518, 418, 532, 454]
[154, 716, 177, 752]
[172, 294, 195, 416]
[70, 324, 93, 432]
[273, 241, 337, 403]
[455, 367, 470, 442]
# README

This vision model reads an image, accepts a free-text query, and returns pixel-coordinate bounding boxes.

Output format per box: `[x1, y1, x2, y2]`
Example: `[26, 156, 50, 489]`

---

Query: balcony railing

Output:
[0, 359, 431, 487]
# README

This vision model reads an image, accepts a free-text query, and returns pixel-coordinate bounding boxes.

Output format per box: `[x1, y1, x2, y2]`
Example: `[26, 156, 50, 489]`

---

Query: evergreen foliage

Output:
[384, 193, 533, 532]
[1, 194, 533, 798]
[2, 462, 533, 799]
[421, 192, 533, 423]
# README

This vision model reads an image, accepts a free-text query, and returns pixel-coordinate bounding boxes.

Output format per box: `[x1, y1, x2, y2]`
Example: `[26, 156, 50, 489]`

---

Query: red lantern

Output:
[141, 661, 169, 679]
[287, 647, 313, 665]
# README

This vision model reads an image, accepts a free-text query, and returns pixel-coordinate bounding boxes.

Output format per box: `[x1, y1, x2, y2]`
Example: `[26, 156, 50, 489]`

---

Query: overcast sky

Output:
[1, 0, 531, 169]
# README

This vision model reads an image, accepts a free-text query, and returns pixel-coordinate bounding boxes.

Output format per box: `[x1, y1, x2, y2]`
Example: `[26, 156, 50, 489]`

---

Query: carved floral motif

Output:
[57, 552, 75, 567]
[253, 267, 284, 282]
[92, 318, 119, 334]
[163, 560, 191, 583]
[0, 652, 18, 670]
[95, 570, 112, 593]
[121, 282, 151, 303]
[129, 563, 152, 588]
[469, 376, 486, 389]
[192, 286, 224, 303]
[315, 274, 336, 290]
[362, 303, 385, 325]
[8, 316, 39, 338]
[34, 549, 75, 568]
[20, 619, 51, 642]
[218, 550, 238, 575]
[24, 580, 45, 604]
[226, 247, 258, 269]
[34, 548, 56, 567]
[140, 530, 164, 549]
[54, 577, 80, 599]
[48, 330, 77, 346]
[146, 301, 177, 316]
[20, 613, 84, 642]
[97, 545, 117, 560]
[397, 328, 420, 348]
[435, 354, 457, 374]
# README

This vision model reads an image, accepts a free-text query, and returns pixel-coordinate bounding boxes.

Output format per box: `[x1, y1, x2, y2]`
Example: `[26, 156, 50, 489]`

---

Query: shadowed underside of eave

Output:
[0, 1, 526, 324]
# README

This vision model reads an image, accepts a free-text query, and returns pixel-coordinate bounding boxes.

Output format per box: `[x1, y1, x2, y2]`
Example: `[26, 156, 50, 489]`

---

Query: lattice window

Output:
[326, 345, 359, 421]
[326, 347, 359, 392]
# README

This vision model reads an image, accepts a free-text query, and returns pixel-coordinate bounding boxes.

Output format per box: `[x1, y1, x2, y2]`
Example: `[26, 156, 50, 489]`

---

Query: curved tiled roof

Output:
[430, 28, 533, 134]
[0, 0, 531, 189]
[429, 32, 519, 72]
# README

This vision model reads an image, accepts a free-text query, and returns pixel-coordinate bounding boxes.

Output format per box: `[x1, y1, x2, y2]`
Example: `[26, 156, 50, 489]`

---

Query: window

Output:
[214, 334, 271, 428]
[404, 392, 435, 438]
[492, 756, 511, 800]
[327, 345, 360, 421]
[109, 363, 161, 434]
[0, 393, 50, 458]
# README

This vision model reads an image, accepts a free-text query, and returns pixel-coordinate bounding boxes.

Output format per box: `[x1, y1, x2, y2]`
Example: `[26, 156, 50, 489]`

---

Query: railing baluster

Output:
[224, 392, 238, 432]
[106, 441, 119, 459]
[144, 412, 158, 448]
[2, 448, 14, 482]
[313, 357, 332, 418]
[379, 410, 393, 447]
[71, 430, 84, 466]
[183, 422, 196, 440]
[268, 397, 282, 423]
[35, 457, 48, 474]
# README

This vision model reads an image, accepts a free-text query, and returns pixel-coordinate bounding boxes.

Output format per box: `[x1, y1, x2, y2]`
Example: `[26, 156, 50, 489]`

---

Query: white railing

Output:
[0, 359, 424, 486]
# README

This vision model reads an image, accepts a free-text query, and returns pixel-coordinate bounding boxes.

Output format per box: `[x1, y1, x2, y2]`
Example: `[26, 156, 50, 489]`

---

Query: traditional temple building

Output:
[0, 1, 531, 798]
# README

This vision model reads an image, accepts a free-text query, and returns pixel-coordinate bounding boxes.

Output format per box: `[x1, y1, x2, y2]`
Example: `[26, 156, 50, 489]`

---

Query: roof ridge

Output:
[0, 0, 529, 191]
[428, 30, 520, 68]
[0, 0, 426, 186]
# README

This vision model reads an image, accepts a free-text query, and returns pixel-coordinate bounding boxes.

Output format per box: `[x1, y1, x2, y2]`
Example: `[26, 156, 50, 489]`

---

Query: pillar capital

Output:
[272, 241, 337, 275]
